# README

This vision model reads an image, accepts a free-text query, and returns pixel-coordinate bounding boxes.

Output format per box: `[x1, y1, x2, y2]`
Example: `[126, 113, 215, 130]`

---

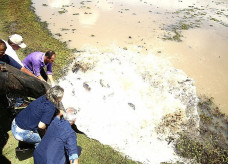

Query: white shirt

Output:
[3, 40, 23, 66]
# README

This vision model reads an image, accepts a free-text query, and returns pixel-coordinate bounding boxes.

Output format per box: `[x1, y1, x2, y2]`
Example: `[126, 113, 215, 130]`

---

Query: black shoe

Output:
[15, 146, 34, 160]
[17, 141, 35, 151]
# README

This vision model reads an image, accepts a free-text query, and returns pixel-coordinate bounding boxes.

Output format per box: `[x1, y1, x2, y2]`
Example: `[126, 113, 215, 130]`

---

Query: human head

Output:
[0, 39, 7, 57]
[8, 34, 26, 50]
[45, 50, 56, 64]
[63, 107, 78, 124]
[46, 85, 64, 106]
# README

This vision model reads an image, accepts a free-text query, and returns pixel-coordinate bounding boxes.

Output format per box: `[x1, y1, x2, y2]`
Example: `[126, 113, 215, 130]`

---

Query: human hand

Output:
[59, 110, 65, 116]
[51, 83, 55, 87]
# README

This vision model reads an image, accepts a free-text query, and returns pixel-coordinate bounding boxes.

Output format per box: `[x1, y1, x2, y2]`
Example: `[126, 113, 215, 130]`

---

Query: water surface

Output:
[32, 0, 228, 114]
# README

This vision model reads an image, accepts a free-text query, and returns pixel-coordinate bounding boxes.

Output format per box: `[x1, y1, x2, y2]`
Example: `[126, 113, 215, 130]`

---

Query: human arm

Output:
[37, 75, 46, 82]
[59, 109, 65, 116]
[39, 103, 56, 128]
[38, 121, 46, 129]
[66, 133, 80, 164]
[47, 74, 55, 86]
[46, 63, 55, 86]
[37, 121, 47, 138]
[21, 67, 36, 77]
[5, 55, 35, 78]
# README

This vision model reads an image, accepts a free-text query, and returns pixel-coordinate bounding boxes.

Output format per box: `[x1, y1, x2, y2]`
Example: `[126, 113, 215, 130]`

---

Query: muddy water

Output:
[32, 0, 228, 115]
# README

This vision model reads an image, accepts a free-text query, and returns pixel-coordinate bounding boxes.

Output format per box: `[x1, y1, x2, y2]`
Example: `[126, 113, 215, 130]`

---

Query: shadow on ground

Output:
[0, 95, 34, 163]
[0, 95, 13, 163]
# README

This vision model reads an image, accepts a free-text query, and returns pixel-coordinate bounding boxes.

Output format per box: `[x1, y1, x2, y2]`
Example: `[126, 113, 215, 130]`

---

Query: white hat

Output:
[9, 34, 26, 48]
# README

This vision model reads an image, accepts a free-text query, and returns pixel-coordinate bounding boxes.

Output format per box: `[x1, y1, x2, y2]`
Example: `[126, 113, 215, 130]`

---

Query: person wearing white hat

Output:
[3, 34, 27, 66]
[0, 39, 35, 77]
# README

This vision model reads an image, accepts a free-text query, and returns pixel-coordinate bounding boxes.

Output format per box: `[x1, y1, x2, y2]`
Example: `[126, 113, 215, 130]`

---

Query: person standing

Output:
[11, 85, 64, 148]
[23, 51, 56, 86]
[4, 34, 26, 66]
[33, 107, 81, 164]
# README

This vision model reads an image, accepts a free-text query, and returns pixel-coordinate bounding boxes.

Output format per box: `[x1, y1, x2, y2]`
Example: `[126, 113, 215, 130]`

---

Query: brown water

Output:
[32, 0, 228, 115]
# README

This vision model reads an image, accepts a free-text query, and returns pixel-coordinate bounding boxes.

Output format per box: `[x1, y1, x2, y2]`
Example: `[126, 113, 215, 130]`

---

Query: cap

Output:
[9, 34, 26, 48]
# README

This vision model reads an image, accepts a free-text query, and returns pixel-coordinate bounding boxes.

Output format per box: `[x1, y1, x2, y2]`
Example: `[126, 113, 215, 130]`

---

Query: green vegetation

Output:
[2, 131, 137, 164]
[163, 29, 183, 42]
[58, 9, 68, 14]
[210, 17, 219, 22]
[175, 96, 228, 164]
[61, 28, 70, 31]
[55, 33, 62, 37]
[172, 29, 183, 42]
[175, 134, 228, 163]
[165, 5, 228, 42]
[180, 23, 190, 30]
[163, 8, 203, 42]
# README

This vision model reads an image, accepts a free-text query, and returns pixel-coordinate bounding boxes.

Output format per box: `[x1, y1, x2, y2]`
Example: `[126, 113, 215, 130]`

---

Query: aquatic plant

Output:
[163, 5, 228, 42]
[163, 29, 183, 42]
[58, 10, 67, 14]
[175, 96, 228, 164]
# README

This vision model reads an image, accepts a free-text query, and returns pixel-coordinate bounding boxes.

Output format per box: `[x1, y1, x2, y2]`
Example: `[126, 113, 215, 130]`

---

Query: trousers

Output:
[11, 119, 41, 147]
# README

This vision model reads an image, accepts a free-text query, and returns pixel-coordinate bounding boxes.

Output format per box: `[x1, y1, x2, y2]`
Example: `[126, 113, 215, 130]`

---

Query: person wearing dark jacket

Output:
[11, 85, 64, 147]
[33, 107, 81, 164]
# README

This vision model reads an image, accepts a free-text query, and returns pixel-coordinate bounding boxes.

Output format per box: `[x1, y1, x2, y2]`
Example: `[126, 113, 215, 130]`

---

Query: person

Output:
[33, 107, 81, 164]
[11, 85, 64, 148]
[3, 34, 26, 66]
[0, 39, 35, 77]
[23, 51, 56, 86]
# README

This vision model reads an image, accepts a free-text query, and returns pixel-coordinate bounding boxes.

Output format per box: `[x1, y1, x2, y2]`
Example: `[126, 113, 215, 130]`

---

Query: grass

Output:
[0, 0, 138, 163]
[175, 133, 228, 163]
[2, 131, 137, 164]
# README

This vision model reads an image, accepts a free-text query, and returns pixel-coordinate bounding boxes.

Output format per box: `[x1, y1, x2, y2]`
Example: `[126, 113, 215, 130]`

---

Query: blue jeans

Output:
[11, 119, 41, 147]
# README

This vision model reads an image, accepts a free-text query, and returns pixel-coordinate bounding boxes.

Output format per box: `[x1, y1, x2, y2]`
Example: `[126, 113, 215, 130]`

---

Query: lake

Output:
[32, 0, 228, 115]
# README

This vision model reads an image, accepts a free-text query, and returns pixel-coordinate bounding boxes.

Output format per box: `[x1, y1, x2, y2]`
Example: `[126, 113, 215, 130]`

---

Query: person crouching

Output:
[11, 85, 64, 148]
[33, 107, 81, 164]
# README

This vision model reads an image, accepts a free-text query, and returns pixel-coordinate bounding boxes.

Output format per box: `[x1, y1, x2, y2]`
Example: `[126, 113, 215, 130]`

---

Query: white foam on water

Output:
[58, 47, 199, 163]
